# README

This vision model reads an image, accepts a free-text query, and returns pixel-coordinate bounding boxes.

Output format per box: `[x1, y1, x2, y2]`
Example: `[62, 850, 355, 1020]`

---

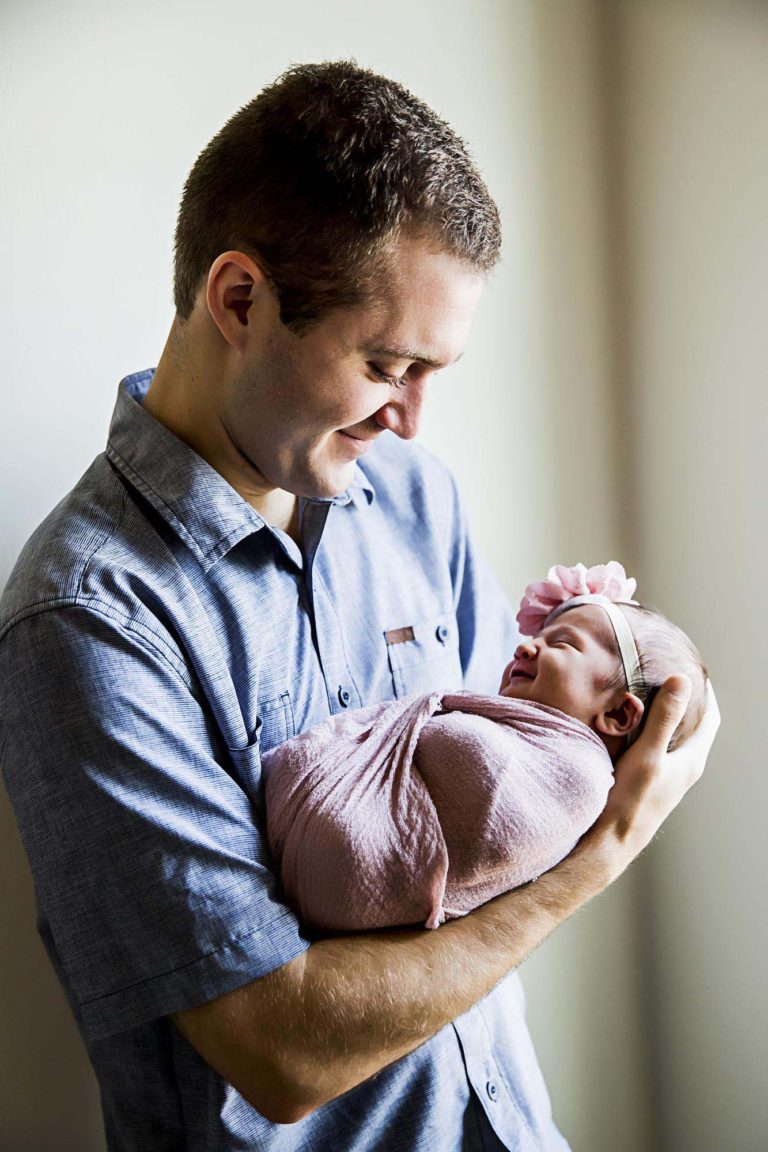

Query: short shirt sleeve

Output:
[0, 605, 308, 1042]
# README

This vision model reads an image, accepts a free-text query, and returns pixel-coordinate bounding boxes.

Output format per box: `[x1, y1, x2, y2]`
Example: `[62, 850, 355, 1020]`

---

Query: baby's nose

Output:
[515, 639, 538, 660]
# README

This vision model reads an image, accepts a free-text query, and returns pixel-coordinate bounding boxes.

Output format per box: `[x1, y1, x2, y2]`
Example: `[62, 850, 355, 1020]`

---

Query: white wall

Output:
[0, 0, 549, 594]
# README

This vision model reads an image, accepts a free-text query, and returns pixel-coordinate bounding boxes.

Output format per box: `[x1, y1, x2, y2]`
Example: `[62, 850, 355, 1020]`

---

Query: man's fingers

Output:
[703, 680, 721, 734]
[641, 674, 692, 756]
[674, 679, 719, 781]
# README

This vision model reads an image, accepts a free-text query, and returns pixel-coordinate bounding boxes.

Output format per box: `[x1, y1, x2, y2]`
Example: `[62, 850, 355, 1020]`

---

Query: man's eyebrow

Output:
[364, 344, 464, 370]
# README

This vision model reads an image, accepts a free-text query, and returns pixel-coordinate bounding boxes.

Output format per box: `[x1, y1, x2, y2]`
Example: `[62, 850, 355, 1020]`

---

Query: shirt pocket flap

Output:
[385, 611, 462, 697]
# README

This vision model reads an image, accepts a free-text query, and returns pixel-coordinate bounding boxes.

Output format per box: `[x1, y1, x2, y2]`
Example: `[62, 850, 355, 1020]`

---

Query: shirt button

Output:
[436, 624, 450, 644]
[486, 1081, 498, 1102]
[338, 686, 351, 708]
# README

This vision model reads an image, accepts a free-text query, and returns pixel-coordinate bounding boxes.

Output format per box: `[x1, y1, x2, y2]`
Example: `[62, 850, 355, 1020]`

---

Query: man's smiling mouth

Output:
[338, 428, 380, 443]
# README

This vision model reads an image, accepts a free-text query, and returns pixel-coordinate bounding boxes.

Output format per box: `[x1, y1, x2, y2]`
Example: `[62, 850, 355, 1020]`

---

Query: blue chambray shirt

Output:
[1, 372, 570, 1152]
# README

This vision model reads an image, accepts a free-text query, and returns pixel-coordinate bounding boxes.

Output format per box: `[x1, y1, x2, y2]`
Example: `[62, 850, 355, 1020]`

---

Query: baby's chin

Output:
[499, 679, 537, 701]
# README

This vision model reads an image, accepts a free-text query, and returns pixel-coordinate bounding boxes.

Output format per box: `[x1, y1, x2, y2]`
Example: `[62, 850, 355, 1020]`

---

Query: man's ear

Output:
[205, 251, 273, 350]
[596, 693, 645, 738]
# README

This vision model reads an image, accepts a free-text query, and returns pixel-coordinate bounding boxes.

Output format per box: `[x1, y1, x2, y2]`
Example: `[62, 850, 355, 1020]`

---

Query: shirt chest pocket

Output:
[385, 610, 464, 699]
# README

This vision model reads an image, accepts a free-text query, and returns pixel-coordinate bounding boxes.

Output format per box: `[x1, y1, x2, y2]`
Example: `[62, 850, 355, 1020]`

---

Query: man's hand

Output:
[580, 674, 720, 879]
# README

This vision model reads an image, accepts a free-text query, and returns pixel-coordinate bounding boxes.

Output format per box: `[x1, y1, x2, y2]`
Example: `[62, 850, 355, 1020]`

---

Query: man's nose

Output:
[374, 381, 426, 440]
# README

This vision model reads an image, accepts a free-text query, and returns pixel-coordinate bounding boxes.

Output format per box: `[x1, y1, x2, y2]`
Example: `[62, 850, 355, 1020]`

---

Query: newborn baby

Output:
[262, 563, 707, 932]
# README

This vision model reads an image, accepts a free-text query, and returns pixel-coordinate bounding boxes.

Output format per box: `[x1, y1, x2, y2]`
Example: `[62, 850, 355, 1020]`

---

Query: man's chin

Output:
[297, 462, 355, 502]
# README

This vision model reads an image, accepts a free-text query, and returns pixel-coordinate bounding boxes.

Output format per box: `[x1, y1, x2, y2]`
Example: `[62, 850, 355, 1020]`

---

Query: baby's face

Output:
[499, 606, 620, 727]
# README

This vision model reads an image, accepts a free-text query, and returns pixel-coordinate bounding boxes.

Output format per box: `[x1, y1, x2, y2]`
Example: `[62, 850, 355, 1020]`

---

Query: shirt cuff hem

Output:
[79, 912, 309, 1042]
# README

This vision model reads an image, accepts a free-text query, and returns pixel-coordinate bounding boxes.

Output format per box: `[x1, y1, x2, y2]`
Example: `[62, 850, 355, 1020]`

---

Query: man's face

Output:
[221, 237, 483, 500]
[499, 607, 621, 727]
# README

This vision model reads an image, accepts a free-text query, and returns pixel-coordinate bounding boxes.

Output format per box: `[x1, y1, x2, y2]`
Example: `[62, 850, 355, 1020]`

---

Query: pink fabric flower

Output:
[516, 562, 638, 636]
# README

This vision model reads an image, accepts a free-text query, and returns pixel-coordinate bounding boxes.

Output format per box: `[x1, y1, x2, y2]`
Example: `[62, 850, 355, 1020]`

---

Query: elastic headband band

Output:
[544, 594, 645, 697]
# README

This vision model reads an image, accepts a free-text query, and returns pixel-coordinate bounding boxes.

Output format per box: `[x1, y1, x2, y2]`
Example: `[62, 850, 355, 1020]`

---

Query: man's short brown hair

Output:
[173, 61, 501, 330]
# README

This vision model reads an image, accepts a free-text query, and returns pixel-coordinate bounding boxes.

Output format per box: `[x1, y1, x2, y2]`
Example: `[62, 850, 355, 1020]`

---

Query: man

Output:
[0, 62, 717, 1150]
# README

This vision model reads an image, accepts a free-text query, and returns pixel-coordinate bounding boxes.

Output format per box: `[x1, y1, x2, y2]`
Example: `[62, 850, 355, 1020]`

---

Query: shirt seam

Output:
[1, 599, 195, 692]
[0, 477, 129, 643]
[477, 1002, 537, 1142]
[78, 908, 302, 1008]
[311, 564, 364, 707]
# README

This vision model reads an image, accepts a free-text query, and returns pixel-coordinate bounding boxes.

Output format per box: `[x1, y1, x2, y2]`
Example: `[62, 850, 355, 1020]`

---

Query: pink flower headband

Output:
[517, 562, 645, 696]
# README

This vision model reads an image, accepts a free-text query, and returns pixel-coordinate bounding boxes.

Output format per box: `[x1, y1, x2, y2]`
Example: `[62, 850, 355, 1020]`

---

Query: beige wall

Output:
[2, 1, 765, 1149]
[606, 2, 768, 1148]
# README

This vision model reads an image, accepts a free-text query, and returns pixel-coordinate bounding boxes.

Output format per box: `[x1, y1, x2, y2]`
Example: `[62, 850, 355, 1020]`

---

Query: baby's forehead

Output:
[539, 605, 616, 652]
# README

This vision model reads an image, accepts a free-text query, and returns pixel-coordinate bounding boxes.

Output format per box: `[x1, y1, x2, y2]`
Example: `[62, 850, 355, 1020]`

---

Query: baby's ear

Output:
[596, 693, 645, 738]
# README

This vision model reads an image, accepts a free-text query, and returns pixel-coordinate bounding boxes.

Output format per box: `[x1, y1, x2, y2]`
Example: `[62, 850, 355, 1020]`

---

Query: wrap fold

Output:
[263, 692, 613, 931]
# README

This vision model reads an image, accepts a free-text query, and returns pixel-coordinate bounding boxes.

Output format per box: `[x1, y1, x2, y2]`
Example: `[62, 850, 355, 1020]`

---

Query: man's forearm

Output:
[173, 834, 614, 1122]
[173, 676, 718, 1123]
[291, 840, 614, 1088]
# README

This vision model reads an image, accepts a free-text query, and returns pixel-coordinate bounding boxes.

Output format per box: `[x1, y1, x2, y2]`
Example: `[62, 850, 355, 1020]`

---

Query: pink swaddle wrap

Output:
[262, 692, 614, 932]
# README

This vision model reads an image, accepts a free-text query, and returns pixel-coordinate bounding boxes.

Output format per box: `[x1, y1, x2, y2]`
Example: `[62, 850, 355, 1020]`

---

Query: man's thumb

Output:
[643, 674, 692, 754]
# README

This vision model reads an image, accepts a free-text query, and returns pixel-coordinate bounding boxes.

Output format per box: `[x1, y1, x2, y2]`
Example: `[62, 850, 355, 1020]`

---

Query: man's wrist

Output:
[563, 825, 630, 892]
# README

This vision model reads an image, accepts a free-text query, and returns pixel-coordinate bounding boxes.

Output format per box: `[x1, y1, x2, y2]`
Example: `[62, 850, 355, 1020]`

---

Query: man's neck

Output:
[143, 324, 299, 539]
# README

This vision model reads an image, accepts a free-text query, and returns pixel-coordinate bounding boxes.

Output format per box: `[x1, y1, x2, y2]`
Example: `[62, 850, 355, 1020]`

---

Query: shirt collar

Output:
[106, 370, 375, 572]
